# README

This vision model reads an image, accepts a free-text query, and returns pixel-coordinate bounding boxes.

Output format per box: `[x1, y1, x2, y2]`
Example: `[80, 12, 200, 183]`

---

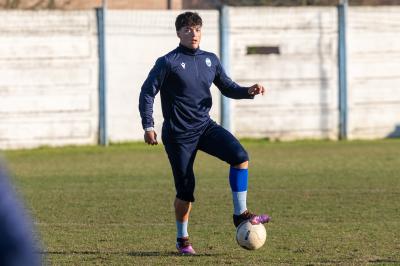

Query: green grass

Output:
[3, 139, 400, 265]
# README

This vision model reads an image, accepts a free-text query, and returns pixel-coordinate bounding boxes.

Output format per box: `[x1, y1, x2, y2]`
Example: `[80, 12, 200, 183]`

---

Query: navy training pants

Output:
[162, 120, 249, 202]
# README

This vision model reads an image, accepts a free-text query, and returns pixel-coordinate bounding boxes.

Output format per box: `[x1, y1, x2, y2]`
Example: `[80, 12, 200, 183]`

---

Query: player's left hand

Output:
[248, 84, 265, 96]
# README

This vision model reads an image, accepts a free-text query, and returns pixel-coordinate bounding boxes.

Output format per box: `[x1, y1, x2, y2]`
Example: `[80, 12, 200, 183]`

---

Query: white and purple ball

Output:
[236, 220, 267, 250]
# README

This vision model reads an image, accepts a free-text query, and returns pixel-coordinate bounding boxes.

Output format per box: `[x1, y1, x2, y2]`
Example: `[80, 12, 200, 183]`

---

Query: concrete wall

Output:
[0, 0, 183, 10]
[0, 11, 99, 149]
[0, 7, 399, 149]
[347, 7, 400, 138]
[229, 7, 339, 140]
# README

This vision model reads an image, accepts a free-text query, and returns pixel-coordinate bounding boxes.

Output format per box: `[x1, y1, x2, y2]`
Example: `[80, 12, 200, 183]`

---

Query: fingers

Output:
[147, 138, 158, 145]
[145, 138, 158, 145]
[147, 137, 158, 145]
[249, 84, 266, 96]
[259, 84, 265, 95]
[152, 132, 158, 145]
[256, 84, 265, 95]
[144, 131, 158, 145]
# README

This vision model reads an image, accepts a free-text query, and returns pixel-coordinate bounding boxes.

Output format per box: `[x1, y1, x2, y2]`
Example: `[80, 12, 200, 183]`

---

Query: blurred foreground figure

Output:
[0, 163, 41, 266]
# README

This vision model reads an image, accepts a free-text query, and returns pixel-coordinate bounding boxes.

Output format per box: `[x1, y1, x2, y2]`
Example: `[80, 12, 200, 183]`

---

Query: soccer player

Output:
[139, 11, 270, 255]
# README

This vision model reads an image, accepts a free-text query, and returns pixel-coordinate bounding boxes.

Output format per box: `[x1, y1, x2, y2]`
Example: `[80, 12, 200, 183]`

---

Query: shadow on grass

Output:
[128, 251, 216, 257]
[368, 258, 400, 264]
[41, 250, 218, 257]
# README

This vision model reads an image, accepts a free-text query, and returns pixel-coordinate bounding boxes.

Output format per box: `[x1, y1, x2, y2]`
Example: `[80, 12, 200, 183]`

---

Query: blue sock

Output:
[229, 167, 248, 215]
[176, 220, 188, 239]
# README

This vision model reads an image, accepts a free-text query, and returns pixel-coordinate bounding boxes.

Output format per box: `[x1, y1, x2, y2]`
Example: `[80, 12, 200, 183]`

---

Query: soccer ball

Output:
[236, 221, 266, 250]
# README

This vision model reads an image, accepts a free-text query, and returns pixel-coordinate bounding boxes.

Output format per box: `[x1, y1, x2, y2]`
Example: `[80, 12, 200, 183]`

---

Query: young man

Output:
[139, 11, 270, 255]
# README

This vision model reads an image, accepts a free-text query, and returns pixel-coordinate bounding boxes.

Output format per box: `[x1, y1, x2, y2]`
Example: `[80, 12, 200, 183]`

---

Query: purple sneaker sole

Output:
[233, 210, 271, 227]
[250, 214, 271, 225]
[176, 243, 196, 255]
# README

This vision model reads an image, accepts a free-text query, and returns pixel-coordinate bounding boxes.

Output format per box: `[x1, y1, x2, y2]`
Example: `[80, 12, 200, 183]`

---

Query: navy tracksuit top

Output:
[139, 44, 254, 140]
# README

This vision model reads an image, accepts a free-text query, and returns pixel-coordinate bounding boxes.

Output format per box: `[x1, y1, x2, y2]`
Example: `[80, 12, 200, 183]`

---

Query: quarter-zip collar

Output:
[178, 43, 202, 56]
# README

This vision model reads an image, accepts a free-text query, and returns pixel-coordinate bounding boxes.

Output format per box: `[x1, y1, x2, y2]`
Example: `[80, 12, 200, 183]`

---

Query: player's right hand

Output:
[144, 130, 158, 145]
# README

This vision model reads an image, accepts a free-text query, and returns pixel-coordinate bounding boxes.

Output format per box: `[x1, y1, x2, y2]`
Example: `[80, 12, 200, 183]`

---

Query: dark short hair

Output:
[175, 12, 202, 31]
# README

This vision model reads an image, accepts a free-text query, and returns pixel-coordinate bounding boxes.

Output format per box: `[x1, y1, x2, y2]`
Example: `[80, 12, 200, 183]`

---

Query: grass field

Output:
[3, 139, 400, 265]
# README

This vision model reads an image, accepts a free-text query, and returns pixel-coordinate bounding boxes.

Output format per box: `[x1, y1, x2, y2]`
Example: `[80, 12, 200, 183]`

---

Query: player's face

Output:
[177, 25, 202, 49]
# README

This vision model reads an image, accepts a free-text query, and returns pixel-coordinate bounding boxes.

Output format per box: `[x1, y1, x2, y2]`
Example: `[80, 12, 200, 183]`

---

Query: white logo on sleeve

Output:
[181, 62, 186, 69]
[205, 58, 212, 67]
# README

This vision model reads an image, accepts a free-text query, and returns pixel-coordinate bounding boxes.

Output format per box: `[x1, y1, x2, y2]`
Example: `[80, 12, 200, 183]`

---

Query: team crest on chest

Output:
[205, 58, 212, 67]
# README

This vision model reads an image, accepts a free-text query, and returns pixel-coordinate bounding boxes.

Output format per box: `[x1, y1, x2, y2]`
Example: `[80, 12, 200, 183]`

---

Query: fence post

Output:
[96, 1, 108, 146]
[219, 5, 232, 132]
[338, 0, 348, 140]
